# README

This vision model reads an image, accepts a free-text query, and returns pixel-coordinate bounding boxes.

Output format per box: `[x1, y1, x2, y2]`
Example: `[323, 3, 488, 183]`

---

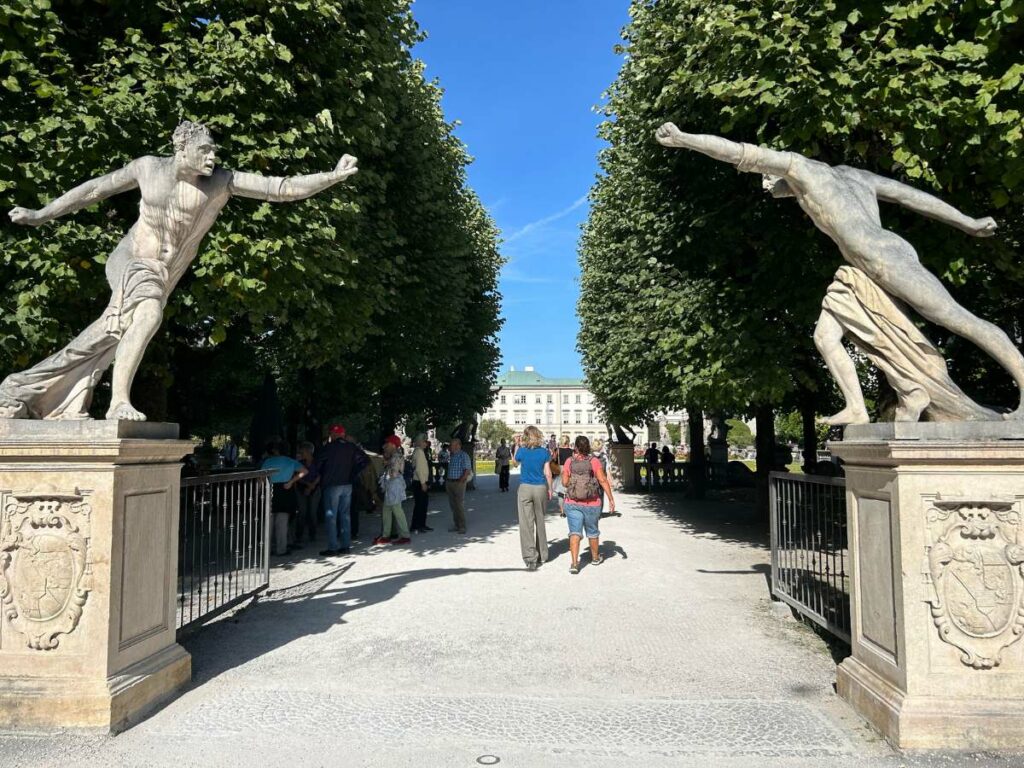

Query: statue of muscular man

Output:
[656, 123, 1019, 424]
[3, 121, 358, 421]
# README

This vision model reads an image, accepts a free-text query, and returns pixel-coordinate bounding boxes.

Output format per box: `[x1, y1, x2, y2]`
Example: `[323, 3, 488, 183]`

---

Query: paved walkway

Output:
[2, 473, 1020, 766]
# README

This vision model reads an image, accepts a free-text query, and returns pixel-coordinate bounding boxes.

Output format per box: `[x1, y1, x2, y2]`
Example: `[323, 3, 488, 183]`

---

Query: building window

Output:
[562, 394, 569, 404]
[546, 394, 553, 404]
[500, 395, 506, 405]
[514, 394, 527, 405]
[514, 410, 527, 425]
[562, 414, 570, 424]
[535, 395, 541, 404]
[587, 411, 595, 423]
[575, 411, 582, 424]
[534, 411, 542, 423]
[575, 395, 581, 404]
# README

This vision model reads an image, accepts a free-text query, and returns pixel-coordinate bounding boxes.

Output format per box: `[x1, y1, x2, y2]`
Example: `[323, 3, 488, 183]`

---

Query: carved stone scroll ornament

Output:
[0, 488, 92, 650]
[924, 497, 1024, 669]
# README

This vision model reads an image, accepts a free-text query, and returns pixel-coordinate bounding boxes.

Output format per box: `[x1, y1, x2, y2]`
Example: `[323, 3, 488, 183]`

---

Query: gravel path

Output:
[2, 472, 1020, 767]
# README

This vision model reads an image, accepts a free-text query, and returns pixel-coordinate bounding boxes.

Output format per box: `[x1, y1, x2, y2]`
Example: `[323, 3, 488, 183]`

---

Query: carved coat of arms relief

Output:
[0, 487, 93, 651]
[924, 496, 1024, 669]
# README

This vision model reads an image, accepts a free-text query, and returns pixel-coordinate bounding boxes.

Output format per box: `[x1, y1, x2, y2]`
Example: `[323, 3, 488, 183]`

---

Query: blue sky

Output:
[413, 0, 630, 379]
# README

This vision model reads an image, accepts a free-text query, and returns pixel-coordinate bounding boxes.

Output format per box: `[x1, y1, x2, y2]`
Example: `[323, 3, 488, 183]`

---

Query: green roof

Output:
[495, 369, 583, 388]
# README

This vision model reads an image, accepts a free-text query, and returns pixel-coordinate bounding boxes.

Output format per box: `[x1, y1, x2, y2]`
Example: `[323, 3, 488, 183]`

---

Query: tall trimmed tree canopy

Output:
[579, 0, 1023, 425]
[1, 0, 502, 439]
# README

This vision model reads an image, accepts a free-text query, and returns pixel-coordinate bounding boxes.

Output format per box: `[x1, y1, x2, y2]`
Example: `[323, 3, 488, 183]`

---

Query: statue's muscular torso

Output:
[786, 160, 918, 283]
[107, 157, 232, 294]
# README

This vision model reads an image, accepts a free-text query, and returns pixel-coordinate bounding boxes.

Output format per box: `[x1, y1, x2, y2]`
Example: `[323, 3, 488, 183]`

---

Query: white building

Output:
[480, 366, 687, 445]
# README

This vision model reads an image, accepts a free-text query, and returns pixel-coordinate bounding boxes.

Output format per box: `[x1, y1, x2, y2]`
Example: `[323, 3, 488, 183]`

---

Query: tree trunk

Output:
[687, 406, 706, 499]
[755, 404, 775, 520]
[800, 395, 817, 471]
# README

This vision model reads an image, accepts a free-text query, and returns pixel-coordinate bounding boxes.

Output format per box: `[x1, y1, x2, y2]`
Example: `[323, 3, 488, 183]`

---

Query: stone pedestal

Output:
[831, 424, 1024, 750]
[607, 444, 636, 491]
[0, 421, 194, 732]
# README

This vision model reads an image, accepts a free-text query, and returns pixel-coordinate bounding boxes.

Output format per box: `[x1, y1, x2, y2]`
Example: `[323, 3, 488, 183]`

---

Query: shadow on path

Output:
[182, 565, 520, 685]
[627, 489, 770, 551]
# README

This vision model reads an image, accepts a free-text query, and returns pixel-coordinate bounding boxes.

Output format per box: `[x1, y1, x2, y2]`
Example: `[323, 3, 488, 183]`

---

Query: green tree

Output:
[579, 0, 1024, 513]
[478, 418, 514, 447]
[0, 0, 502, 438]
[726, 419, 754, 449]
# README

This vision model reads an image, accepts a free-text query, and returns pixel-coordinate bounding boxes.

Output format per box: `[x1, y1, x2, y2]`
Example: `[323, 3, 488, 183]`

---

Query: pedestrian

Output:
[660, 444, 675, 483]
[561, 435, 616, 575]
[316, 424, 368, 557]
[644, 442, 660, 488]
[375, 435, 411, 546]
[445, 437, 472, 534]
[495, 438, 512, 492]
[557, 434, 573, 466]
[410, 433, 433, 533]
[260, 438, 307, 557]
[438, 443, 450, 487]
[513, 426, 553, 570]
[221, 435, 239, 468]
[294, 441, 321, 548]
[553, 434, 573, 515]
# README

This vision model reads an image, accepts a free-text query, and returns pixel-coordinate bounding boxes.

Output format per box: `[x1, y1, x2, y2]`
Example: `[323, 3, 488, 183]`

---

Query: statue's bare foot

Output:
[106, 402, 147, 422]
[0, 398, 29, 419]
[820, 407, 870, 426]
[895, 389, 930, 423]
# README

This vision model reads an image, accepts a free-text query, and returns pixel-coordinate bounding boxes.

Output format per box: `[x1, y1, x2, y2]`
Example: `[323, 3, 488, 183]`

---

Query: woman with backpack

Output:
[561, 435, 616, 575]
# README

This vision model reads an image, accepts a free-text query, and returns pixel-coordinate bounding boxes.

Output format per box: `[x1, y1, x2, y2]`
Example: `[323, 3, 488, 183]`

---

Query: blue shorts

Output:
[564, 503, 600, 539]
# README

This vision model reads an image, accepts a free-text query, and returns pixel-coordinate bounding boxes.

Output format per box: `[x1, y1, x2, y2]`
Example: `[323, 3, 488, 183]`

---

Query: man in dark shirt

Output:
[317, 424, 368, 557]
[644, 443, 660, 488]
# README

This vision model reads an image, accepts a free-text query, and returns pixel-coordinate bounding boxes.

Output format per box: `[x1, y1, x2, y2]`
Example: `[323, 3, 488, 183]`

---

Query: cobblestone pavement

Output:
[3, 473, 1023, 767]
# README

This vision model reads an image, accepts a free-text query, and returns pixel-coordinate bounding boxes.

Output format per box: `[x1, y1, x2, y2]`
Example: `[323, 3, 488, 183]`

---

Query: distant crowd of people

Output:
[253, 426, 474, 557]
[249, 424, 619, 576]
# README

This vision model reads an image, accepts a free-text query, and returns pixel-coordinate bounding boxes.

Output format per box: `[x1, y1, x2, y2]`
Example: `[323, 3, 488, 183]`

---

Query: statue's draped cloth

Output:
[822, 266, 997, 422]
[0, 257, 168, 420]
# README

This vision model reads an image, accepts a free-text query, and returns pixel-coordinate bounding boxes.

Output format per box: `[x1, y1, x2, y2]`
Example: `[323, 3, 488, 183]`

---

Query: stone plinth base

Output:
[607, 444, 636, 491]
[0, 421, 194, 732]
[831, 432, 1024, 750]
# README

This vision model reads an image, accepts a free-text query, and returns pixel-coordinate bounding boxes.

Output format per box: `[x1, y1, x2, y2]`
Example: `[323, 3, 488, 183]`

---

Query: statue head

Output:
[762, 174, 795, 199]
[172, 120, 217, 176]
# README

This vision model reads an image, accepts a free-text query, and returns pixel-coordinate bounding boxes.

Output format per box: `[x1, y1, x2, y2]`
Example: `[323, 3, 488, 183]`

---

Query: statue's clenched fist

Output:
[970, 216, 997, 238]
[8, 206, 43, 227]
[335, 154, 359, 180]
[655, 122, 687, 148]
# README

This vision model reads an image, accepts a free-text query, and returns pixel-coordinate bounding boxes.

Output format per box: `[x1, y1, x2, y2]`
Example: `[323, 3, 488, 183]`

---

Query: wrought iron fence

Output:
[178, 469, 273, 634]
[770, 471, 850, 643]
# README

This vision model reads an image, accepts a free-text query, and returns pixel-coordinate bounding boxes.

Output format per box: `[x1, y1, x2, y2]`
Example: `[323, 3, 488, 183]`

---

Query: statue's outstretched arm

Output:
[656, 123, 798, 177]
[8, 159, 141, 226]
[230, 155, 358, 203]
[870, 173, 997, 237]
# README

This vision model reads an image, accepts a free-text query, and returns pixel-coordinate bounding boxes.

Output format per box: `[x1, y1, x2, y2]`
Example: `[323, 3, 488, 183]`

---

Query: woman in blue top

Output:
[260, 438, 307, 556]
[512, 425, 553, 570]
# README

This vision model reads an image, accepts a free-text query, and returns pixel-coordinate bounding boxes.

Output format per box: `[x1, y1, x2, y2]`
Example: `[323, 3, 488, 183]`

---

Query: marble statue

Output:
[656, 123, 1019, 425]
[3, 121, 358, 421]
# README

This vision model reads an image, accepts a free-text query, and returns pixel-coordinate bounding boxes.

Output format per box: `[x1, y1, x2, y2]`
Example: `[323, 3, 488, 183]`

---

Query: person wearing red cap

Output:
[376, 435, 411, 545]
[316, 424, 368, 556]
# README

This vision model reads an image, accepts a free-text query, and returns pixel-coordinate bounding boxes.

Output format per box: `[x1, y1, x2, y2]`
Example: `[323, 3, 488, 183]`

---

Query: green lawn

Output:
[741, 460, 803, 474]
[475, 459, 496, 474]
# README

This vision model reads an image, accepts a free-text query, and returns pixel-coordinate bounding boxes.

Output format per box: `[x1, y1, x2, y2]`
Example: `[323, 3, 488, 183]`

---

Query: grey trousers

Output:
[517, 483, 549, 565]
[446, 480, 467, 531]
